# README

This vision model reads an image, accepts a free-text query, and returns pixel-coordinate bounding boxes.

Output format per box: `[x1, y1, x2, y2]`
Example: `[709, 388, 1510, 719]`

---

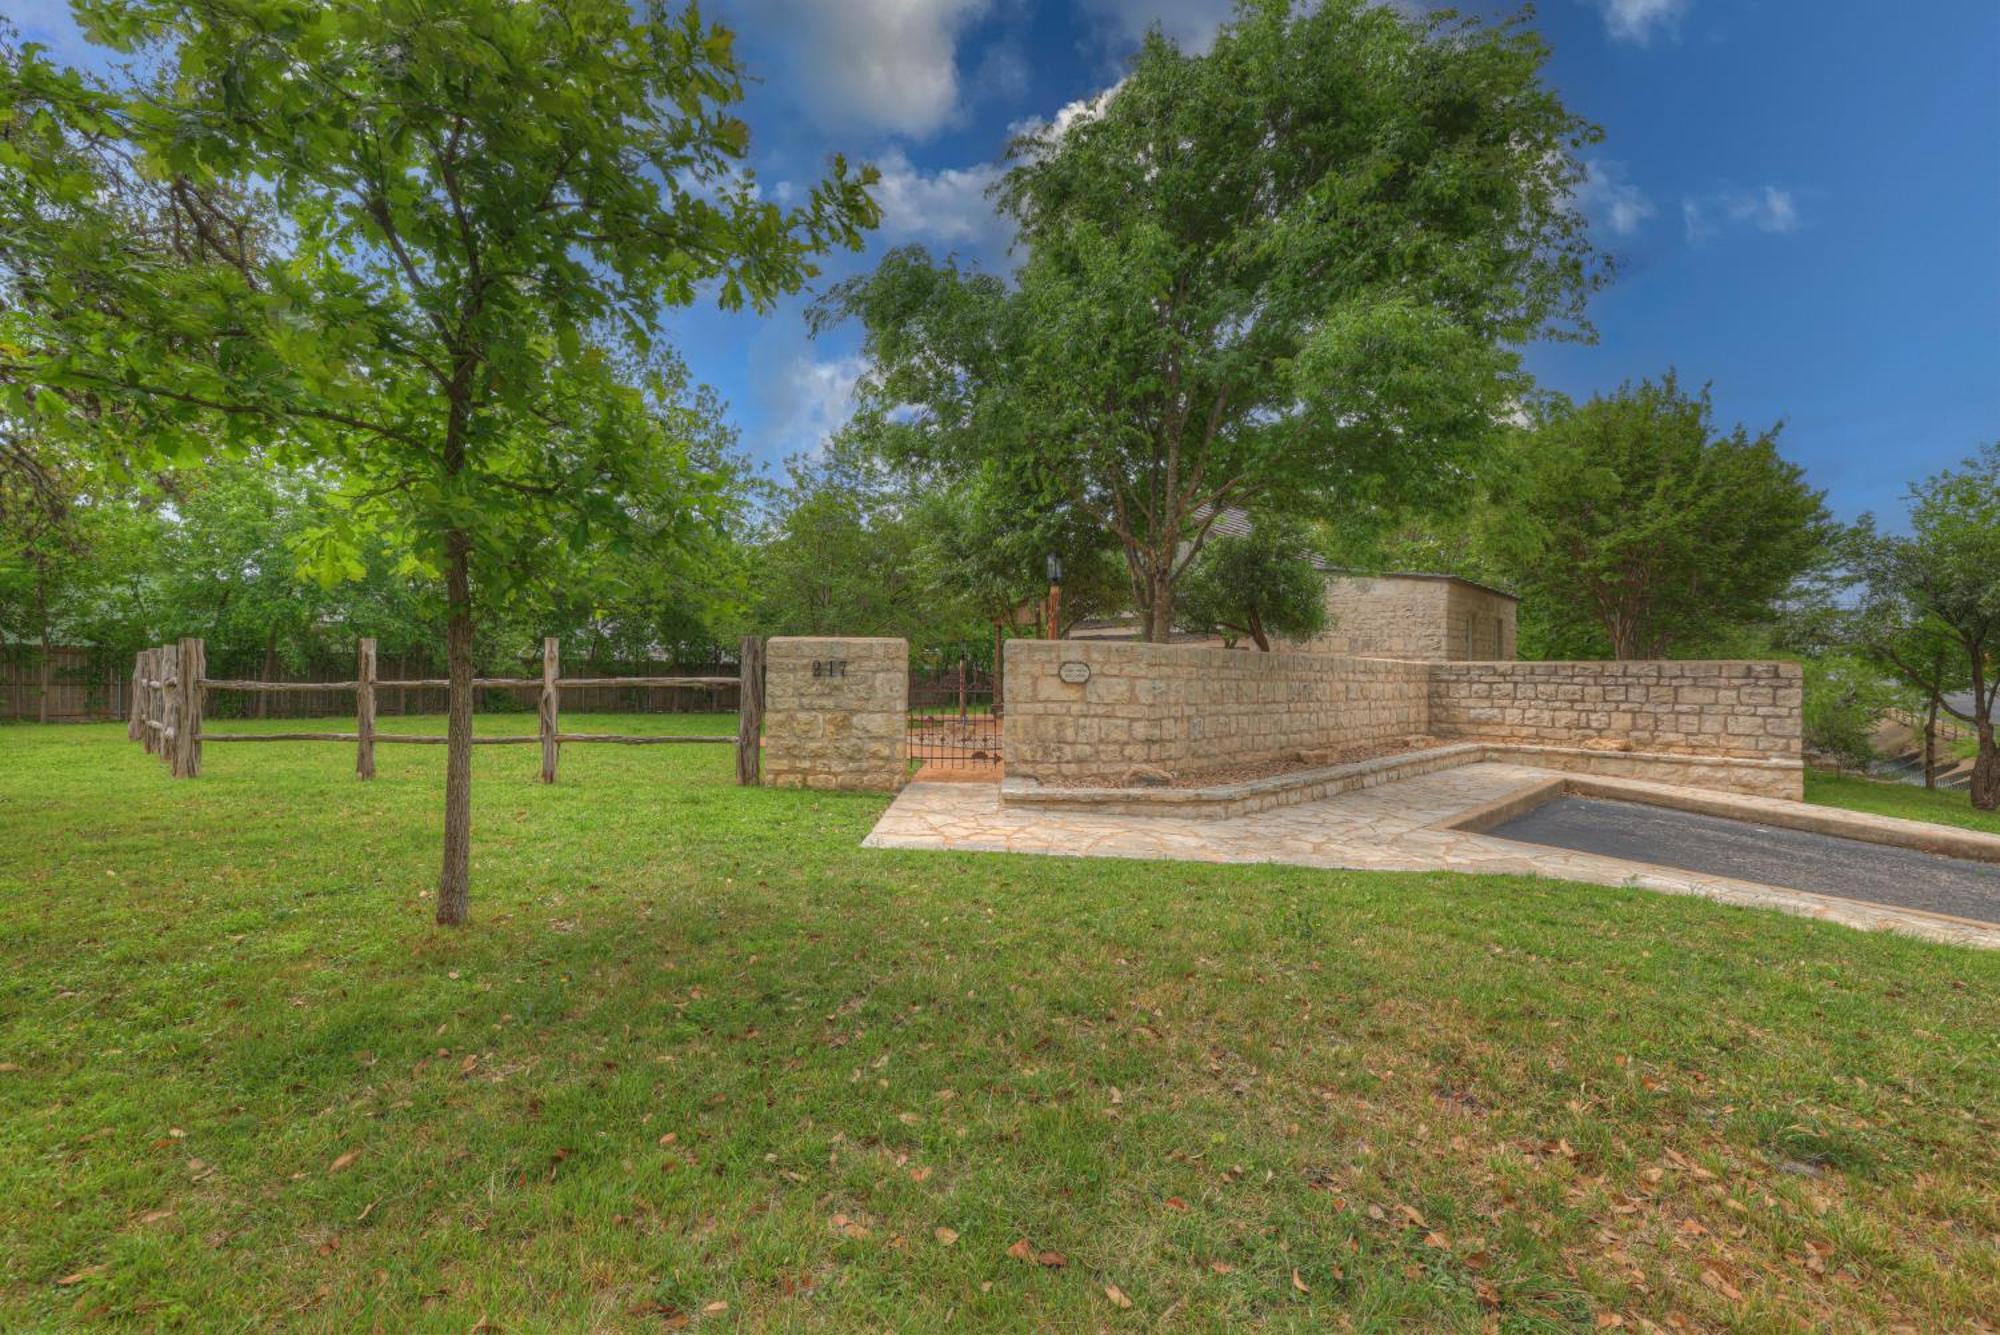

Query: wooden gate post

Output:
[177, 637, 205, 777]
[356, 637, 377, 780]
[735, 634, 764, 786]
[538, 636, 560, 783]
[140, 649, 158, 754]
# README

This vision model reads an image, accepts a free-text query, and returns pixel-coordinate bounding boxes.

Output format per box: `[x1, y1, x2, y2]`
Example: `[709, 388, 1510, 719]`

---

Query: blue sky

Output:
[15, 0, 1999, 525]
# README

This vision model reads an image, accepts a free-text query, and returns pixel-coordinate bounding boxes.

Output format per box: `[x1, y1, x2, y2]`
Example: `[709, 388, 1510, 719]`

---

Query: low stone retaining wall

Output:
[1003, 641, 1803, 799]
[1003, 639, 1427, 783]
[1427, 660, 1802, 762]
[762, 637, 907, 791]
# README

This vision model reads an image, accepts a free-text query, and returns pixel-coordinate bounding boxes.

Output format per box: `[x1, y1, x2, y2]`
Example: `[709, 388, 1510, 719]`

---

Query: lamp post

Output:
[1045, 553, 1063, 641]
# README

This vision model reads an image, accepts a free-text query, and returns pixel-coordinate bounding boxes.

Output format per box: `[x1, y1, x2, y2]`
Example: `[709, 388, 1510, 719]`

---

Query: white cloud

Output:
[1007, 81, 1125, 144]
[871, 148, 1012, 256]
[1682, 185, 1801, 242]
[724, 0, 989, 138]
[1572, 159, 1656, 237]
[766, 353, 867, 459]
[1079, 0, 1237, 53]
[1595, 0, 1688, 44]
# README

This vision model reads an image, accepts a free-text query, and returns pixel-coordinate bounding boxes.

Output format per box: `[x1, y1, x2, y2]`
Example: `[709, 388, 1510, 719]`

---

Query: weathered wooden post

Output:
[140, 649, 158, 754]
[356, 637, 377, 780]
[735, 634, 764, 786]
[127, 652, 145, 742]
[538, 636, 560, 783]
[176, 637, 205, 777]
[158, 643, 180, 773]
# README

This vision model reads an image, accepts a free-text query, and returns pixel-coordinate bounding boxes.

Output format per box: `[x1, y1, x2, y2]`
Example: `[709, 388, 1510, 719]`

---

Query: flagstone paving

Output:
[863, 761, 2000, 950]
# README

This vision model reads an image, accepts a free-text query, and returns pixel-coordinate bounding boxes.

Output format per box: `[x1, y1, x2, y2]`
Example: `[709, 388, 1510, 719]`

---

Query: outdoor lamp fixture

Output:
[1045, 553, 1062, 640]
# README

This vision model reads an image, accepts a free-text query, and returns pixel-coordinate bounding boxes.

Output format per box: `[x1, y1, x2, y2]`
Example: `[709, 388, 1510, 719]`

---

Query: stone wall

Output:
[1426, 660, 1803, 761]
[1313, 575, 1517, 661]
[1003, 639, 1429, 782]
[1003, 642, 1804, 798]
[762, 637, 907, 791]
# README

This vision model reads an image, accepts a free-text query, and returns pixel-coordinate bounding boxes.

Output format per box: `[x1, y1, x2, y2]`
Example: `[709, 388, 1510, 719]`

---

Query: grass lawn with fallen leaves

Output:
[2, 716, 1997, 1331]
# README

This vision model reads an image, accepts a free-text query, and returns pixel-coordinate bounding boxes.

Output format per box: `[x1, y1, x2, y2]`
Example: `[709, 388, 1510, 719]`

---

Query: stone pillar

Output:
[762, 637, 908, 791]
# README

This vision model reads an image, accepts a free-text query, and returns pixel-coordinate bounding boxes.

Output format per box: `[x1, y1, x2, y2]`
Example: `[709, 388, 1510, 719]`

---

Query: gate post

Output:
[735, 634, 764, 786]
[176, 637, 204, 777]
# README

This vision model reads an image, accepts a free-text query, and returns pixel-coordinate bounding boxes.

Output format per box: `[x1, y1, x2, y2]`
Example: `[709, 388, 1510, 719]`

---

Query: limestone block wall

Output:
[1004, 639, 1429, 782]
[762, 637, 907, 791]
[1426, 660, 1803, 761]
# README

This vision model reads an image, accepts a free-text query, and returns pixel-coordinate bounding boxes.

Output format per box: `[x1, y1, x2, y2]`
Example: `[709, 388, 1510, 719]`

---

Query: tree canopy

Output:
[822, 0, 1602, 641]
[1176, 516, 1330, 651]
[1484, 372, 1831, 660]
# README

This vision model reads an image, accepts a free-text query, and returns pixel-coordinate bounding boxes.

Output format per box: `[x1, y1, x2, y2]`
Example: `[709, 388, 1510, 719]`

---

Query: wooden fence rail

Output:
[127, 635, 765, 785]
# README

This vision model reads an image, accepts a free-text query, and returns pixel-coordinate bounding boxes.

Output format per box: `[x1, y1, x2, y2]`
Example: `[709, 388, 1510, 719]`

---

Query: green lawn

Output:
[2, 718, 1997, 1331]
[1806, 768, 2000, 837]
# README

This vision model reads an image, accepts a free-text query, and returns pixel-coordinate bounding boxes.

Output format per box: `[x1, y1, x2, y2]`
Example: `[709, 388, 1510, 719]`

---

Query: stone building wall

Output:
[1312, 575, 1518, 661]
[762, 637, 907, 791]
[1003, 639, 1429, 782]
[1426, 660, 1803, 760]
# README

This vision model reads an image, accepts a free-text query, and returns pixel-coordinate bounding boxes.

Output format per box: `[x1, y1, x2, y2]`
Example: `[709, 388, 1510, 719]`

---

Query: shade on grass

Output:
[1, 717, 1995, 1328]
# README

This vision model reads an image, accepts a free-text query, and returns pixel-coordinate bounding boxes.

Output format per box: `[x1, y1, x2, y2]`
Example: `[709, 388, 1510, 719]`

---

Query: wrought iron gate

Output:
[908, 653, 1002, 770]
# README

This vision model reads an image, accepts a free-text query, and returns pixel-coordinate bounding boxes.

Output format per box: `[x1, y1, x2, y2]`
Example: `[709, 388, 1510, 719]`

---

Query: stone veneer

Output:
[1004, 639, 1429, 782]
[762, 637, 907, 791]
[1427, 660, 1803, 762]
[1004, 641, 1803, 799]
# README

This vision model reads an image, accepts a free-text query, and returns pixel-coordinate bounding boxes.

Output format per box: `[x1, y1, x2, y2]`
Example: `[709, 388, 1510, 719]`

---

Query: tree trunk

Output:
[436, 529, 475, 925]
[1145, 567, 1175, 644]
[1247, 607, 1270, 653]
[1922, 697, 1938, 790]
[1973, 724, 1999, 813]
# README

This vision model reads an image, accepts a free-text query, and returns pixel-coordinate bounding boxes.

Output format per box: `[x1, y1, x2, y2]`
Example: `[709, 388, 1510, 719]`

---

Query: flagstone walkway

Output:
[863, 761, 2000, 950]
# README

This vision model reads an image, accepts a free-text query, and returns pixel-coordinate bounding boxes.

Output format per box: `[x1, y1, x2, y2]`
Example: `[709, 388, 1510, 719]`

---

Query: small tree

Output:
[824, 0, 1601, 641]
[1177, 518, 1329, 651]
[1488, 372, 1831, 659]
[1850, 444, 2000, 809]
[5, 5, 875, 922]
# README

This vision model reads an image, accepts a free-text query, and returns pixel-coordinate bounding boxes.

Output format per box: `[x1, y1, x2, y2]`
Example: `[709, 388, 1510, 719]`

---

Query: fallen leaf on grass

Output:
[0, 1062, 22, 1072]
[1037, 1250, 1066, 1269]
[1700, 1269, 1743, 1302]
[1423, 1231, 1451, 1250]
[1165, 1197, 1189, 1212]
[1105, 1284, 1133, 1309]
[1396, 1204, 1427, 1228]
[909, 1166, 932, 1183]
[1209, 1262, 1234, 1275]
[1007, 1238, 1034, 1262]
[933, 1227, 959, 1247]
[1291, 1269, 1310, 1294]
[138, 1209, 175, 1226]
[327, 1150, 361, 1174]
[703, 1300, 729, 1314]
[57, 1266, 106, 1287]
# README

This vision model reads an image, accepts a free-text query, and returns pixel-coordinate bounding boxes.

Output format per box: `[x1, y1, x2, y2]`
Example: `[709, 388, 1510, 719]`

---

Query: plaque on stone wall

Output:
[1057, 660, 1091, 684]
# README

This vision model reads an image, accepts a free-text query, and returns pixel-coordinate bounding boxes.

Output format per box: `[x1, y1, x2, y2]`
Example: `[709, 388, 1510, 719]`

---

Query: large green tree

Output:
[1849, 444, 2000, 809]
[823, 0, 1601, 641]
[1486, 373, 1831, 660]
[3, 4, 874, 923]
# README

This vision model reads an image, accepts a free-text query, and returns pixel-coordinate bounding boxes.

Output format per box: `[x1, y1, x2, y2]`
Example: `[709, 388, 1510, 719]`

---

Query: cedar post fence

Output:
[356, 638, 377, 780]
[736, 633, 764, 786]
[127, 636, 764, 785]
[539, 636, 560, 783]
